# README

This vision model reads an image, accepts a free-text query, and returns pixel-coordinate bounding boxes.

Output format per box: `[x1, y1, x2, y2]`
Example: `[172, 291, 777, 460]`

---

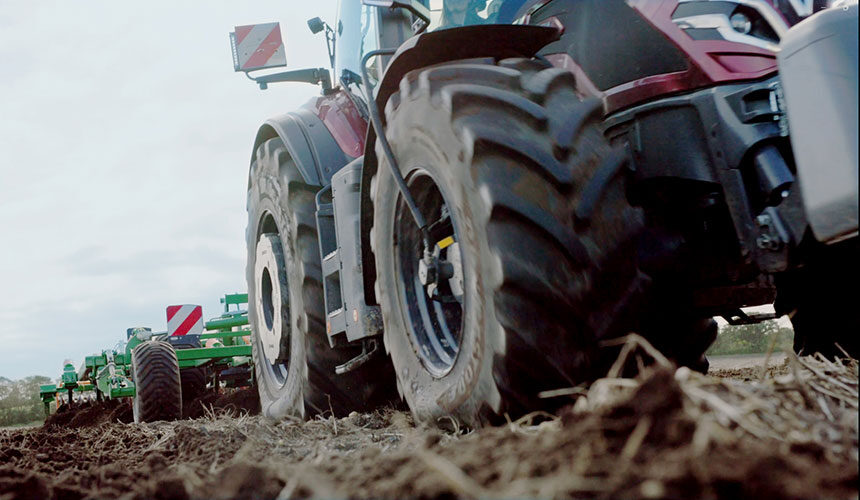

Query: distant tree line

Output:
[0, 375, 52, 427]
[706, 320, 794, 356]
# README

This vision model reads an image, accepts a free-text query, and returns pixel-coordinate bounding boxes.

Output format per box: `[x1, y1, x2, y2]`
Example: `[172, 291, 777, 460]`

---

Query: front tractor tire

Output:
[372, 59, 654, 426]
[246, 138, 398, 419]
[132, 340, 182, 423]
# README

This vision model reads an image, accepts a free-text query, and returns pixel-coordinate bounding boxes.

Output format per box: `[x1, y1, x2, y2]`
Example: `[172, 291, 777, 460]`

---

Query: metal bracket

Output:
[753, 207, 792, 273]
[335, 338, 380, 375]
[756, 210, 789, 252]
[245, 67, 333, 93]
[722, 308, 780, 325]
[768, 80, 789, 137]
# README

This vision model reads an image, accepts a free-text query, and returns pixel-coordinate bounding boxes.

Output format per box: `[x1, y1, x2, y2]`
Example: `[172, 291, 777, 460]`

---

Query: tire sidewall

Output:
[132, 344, 144, 423]
[247, 161, 308, 419]
[132, 370, 141, 423]
[374, 111, 503, 425]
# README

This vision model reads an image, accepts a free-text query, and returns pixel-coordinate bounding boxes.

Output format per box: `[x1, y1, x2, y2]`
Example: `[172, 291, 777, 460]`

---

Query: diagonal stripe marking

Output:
[236, 23, 277, 57]
[166, 305, 182, 322]
[172, 307, 202, 336]
[234, 25, 253, 46]
[242, 25, 281, 70]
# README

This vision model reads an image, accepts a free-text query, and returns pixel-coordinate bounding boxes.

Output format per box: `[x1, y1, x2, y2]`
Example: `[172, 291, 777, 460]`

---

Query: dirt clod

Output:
[44, 399, 134, 429]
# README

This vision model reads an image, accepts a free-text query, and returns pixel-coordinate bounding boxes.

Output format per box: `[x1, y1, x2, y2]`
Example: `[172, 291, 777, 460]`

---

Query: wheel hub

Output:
[420, 241, 463, 304]
[254, 234, 289, 365]
[394, 170, 465, 376]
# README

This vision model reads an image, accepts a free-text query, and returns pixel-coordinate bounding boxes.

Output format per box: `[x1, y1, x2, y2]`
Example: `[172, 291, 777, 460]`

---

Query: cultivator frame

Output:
[38, 363, 97, 416]
[170, 294, 254, 387]
[39, 293, 255, 419]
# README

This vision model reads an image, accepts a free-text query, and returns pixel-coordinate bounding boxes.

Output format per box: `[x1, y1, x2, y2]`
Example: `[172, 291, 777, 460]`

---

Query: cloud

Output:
[0, 0, 337, 379]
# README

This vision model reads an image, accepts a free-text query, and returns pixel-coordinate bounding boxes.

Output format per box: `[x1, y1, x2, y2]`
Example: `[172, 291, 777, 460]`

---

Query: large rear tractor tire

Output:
[777, 238, 859, 358]
[246, 138, 398, 419]
[371, 59, 657, 426]
[132, 340, 182, 423]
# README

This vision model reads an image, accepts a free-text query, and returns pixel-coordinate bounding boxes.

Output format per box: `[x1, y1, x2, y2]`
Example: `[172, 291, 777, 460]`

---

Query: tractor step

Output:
[315, 159, 384, 347]
[334, 338, 380, 375]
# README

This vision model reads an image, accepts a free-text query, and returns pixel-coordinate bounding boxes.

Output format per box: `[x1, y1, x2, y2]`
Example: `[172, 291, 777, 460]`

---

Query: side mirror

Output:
[307, 17, 325, 34]
[361, 0, 430, 25]
[229, 22, 287, 72]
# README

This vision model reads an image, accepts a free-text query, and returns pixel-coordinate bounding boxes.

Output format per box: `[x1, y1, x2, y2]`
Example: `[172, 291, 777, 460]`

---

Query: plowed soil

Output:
[1, 356, 856, 500]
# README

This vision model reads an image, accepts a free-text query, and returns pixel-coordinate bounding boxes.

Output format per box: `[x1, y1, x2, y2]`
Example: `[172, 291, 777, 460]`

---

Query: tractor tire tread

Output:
[132, 340, 182, 423]
[248, 137, 399, 419]
[374, 57, 652, 424]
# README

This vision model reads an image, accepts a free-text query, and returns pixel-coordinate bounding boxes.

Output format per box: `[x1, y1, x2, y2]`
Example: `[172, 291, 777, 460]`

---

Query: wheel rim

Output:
[254, 231, 291, 386]
[394, 169, 465, 377]
[132, 381, 140, 422]
[132, 352, 142, 422]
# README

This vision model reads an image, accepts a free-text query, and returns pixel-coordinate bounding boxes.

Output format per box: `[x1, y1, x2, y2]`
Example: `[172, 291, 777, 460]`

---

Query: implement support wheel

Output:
[132, 340, 183, 423]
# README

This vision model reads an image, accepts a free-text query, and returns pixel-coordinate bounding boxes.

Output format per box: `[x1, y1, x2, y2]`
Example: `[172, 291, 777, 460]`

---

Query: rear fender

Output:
[249, 93, 359, 189]
[358, 24, 561, 303]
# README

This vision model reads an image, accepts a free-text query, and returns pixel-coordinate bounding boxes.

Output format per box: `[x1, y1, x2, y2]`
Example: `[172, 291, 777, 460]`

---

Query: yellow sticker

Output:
[437, 236, 455, 249]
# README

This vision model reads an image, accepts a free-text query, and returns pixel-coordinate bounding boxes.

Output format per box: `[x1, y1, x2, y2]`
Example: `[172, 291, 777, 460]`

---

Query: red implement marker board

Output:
[166, 305, 204, 336]
[230, 22, 287, 72]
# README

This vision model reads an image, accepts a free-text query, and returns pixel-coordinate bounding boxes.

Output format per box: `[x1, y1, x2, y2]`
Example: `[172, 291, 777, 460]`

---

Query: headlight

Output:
[730, 12, 752, 34]
[672, 0, 788, 52]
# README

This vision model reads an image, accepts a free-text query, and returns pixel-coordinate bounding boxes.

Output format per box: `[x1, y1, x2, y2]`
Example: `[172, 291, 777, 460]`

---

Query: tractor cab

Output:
[229, 1, 534, 96]
[334, 0, 534, 89]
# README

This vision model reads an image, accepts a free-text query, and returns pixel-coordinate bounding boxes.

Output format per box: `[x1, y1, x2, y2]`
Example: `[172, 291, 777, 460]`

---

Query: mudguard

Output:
[358, 24, 561, 303]
[249, 100, 353, 188]
[373, 24, 560, 126]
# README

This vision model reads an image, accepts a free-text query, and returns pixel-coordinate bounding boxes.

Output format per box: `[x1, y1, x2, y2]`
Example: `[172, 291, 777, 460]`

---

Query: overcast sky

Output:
[0, 0, 337, 379]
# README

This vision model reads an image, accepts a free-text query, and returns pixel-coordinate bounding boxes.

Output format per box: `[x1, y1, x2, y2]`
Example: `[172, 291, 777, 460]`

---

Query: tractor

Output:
[233, 0, 858, 425]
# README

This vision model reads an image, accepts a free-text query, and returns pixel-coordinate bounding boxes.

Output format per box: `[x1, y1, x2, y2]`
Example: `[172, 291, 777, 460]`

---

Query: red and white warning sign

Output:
[166, 305, 204, 336]
[230, 22, 287, 72]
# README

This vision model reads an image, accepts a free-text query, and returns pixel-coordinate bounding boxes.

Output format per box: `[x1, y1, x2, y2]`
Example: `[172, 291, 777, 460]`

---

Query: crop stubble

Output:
[1, 341, 856, 500]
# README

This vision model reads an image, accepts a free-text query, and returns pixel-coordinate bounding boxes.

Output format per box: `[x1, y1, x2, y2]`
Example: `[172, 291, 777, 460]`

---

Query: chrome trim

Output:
[674, 12, 781, 51]
[736, 0, 790, 35]
[677, 0, 790, 37]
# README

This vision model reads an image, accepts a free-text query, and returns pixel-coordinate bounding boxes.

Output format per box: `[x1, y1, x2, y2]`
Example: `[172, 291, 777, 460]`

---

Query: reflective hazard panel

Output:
[166, 305, 204, 336]
[230, 22, 287, 72]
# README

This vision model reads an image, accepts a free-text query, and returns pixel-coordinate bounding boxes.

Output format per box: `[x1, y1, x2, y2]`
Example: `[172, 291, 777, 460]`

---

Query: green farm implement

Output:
[39, 293, 255, 422]
[38, 363, 97, 416]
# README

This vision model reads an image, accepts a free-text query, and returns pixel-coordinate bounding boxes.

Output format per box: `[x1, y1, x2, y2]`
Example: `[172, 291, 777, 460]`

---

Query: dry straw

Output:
[567, 334, 858, 463]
